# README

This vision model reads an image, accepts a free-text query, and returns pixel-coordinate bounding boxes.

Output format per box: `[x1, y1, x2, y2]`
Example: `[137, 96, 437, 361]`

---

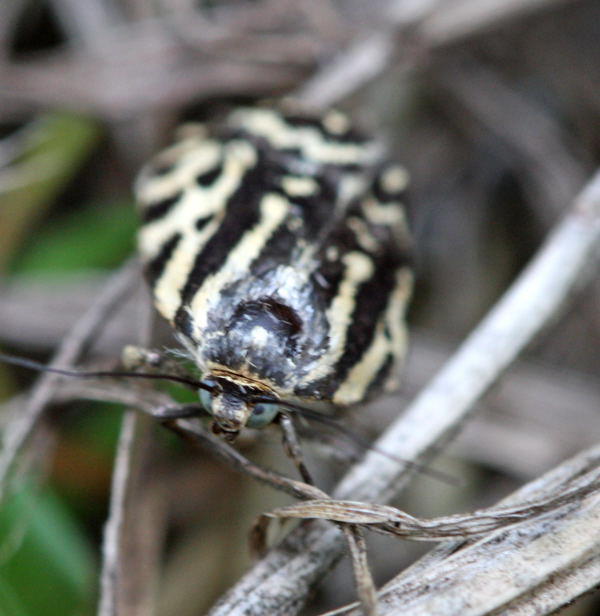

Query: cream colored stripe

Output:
[188, 192, 290, 337]
[137, 140, 257, 262]
[300, 251, 375, 385]
[347, 216, 379, 252]
[230, 109, 382, 166]
[332, 267, 412, 405]
[386, 267, 413, 361]
[150, 217, 221, 321]
[381, 166, 409, 193]
[136, 140, 221, 204]
[332, 321, 389, 405]
[361, 197, 408, 227]
[281, 176, 318, 197]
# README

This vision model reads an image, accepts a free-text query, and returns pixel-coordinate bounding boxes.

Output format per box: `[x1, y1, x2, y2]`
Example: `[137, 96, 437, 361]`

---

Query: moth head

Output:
[198, 375, 280, 439]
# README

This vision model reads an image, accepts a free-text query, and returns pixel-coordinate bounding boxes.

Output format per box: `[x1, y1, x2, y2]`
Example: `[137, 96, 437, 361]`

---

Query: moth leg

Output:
[121, 345, 192, 381]
[278, 412, 314, 485]
[292, 425, 362, 469]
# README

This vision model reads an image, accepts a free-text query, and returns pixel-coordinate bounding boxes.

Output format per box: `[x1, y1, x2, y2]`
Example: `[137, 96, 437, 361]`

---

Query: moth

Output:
[134, 105, 412, 444]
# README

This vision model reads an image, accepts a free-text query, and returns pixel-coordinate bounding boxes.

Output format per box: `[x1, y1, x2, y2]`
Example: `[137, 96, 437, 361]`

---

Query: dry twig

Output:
[206, 171, 600, 615]
[98, 409, 166, 616]
[98, 410, 141, 616]
[1, 0, 578, 120]
[97, 290, 168, 616]
[0, 260, 139, 501]
[297, 0, 576, 108]
[324, 443, 600, 615]
[254, 463, 600, 543]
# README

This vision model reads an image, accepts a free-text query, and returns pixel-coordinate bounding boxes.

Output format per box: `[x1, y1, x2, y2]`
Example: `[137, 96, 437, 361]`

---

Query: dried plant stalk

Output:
[330, 444, 600, 615]
[98, 410, 140, 616]
[254, 461, 600, 541]
[0, 260, 139, 501]
[97, 296, 165, 616]
[208, 173, 600, 616]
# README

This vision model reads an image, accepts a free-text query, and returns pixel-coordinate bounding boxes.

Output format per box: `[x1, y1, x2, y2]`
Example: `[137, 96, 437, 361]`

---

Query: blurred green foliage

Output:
[0, 113, 101, 273]
[0, 479, 96, 616]
[0, 111, 137, 615]
[13, 199, 137, 275]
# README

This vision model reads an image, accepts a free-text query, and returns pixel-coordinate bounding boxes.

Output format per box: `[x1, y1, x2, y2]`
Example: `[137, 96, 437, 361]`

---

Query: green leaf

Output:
[0, 113, 101, 272]
[0, 479, 96, 616]
[13, 200, 137, 274]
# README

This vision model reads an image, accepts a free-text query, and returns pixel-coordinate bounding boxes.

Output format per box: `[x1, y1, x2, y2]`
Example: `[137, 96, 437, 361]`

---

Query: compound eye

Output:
[247, 402, 280, 428]
[198, 380, 216, 414]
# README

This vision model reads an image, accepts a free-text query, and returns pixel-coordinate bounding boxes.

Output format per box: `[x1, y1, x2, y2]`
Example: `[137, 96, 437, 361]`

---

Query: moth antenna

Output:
[0, 352, 213, 392]
[260, 398, 462, 487]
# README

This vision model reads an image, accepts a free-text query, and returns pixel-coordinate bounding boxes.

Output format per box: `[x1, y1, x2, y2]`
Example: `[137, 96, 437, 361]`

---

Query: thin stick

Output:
[278, 412, 314, 485]
[342, 525, 377, 616]
[165, 418, 328, 503]
[207, 173, 600, 616]
[98, 408, 164, 616]
[296, 0, 572, 109]
[296, 32, 396, 109]
[0, 259, 139, 501]
[256, 463, 600, 541]
[321, 443, 600, 616]
[97, 281, 167, 616]
[98, 410, 139, 616]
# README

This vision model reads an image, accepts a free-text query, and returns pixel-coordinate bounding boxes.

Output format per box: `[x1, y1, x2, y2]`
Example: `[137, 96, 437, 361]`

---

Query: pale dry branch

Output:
[343, 525, 377, 616]
[324, 442, 600, 615]
[49, 0, 123, 50]
[372, 438, 600, 592]
[1, 0, 578, 119]
[1, 55, 304, 121]
[207, 172, 600, 615]
[99, 410, 166, 616]
[377, 497, 600, 615]
[0, 274, 137, 353]
[98, 410, 141, 616]
[296, 0, 575, 108]
[370, 334, 600, 478]
[19, 377, 173, 414]
[256, 462, 600, 542]
[0, 260, 139, 502]
[98, 291, 166, 616]
[296, 32, 397, 110]
[486, 553, 600, 616]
